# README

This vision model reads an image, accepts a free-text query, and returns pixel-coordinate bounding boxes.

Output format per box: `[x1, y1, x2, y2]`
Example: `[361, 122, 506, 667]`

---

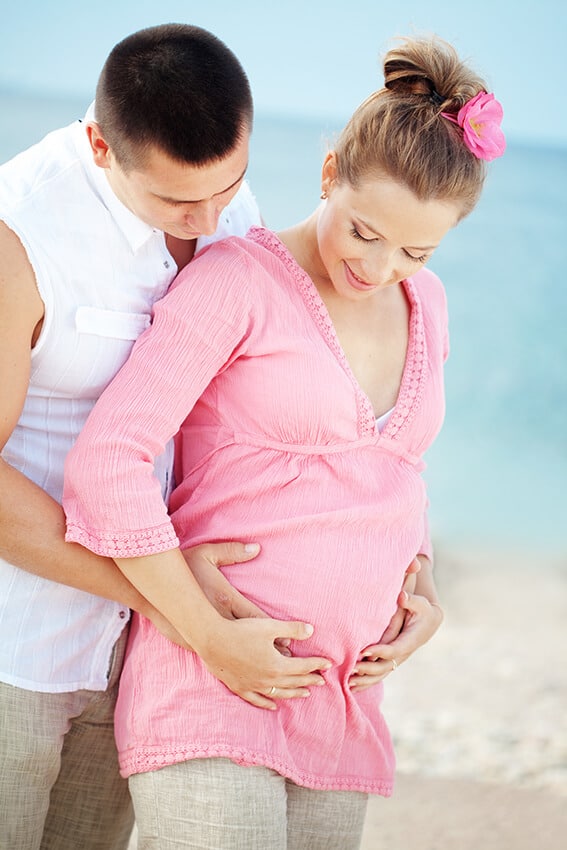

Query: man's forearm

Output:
[0, 457, 154, 613]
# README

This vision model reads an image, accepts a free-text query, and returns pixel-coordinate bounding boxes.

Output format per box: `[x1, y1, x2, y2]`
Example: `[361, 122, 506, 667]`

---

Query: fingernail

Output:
[304, 624, 314, 636]
[244, 543, 260, 553]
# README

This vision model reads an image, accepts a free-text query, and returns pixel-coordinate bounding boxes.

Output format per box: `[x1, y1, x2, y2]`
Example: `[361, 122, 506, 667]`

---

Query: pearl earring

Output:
[320, 190, 327, 200]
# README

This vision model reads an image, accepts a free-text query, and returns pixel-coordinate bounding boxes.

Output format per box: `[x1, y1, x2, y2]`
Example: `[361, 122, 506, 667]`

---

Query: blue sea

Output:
[2, 90, 566, 556]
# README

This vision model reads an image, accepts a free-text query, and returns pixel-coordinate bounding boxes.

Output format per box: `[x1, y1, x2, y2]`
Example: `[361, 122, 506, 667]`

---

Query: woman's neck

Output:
[278, 209, 325, 285]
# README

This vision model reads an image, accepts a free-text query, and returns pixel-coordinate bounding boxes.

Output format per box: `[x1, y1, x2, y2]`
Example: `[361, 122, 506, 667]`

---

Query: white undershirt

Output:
[376, 407, 394, 432]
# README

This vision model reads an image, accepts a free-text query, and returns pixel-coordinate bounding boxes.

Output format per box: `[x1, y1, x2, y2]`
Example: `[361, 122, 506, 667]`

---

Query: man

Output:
[0, 24, 322, 848]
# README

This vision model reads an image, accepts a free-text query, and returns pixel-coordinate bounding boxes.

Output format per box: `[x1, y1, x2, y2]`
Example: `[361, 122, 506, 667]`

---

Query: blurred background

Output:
[2, 0, 566, 556]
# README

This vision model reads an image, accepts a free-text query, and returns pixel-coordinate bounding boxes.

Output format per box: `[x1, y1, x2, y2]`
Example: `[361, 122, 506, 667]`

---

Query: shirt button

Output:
[119, 610, 127, 619]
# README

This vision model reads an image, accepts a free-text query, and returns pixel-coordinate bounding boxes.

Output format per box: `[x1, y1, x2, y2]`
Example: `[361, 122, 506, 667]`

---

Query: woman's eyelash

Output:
[404, 251, 428, 264]
[351, 227, 428, 263]
[350, 227, 372, 242]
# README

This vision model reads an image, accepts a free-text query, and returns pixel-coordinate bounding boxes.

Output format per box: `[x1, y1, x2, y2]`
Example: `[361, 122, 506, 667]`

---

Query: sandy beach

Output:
[128, 546, 567, 848]
[359, 544, 567, 848]
[383, 545, 567, 795]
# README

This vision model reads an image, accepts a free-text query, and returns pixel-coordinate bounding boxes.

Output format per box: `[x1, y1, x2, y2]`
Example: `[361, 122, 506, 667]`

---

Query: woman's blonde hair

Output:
[335, 36, 489, 218]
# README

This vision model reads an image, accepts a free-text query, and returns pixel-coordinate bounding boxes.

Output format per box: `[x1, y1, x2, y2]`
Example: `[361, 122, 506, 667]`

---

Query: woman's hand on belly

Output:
[349, 558, 444, 691]
[376, 558, 420, 645]
[201, 616, 332, 709]
[183, 541, 333, 708]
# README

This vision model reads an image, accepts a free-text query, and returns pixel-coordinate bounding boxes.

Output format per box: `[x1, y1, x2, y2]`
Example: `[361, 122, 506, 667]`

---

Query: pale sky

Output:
[2, 0, 566, 149]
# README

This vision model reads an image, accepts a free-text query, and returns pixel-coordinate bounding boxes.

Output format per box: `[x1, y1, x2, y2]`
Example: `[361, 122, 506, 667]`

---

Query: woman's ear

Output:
[321, 151, 338, 197]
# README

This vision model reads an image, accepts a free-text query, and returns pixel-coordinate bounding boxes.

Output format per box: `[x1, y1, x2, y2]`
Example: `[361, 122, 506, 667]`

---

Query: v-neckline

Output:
[249, 227, 428, 441]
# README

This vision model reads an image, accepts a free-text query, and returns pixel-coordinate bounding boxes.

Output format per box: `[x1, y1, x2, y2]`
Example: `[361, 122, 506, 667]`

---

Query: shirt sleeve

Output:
[63, 240, 254, 558]
[417, 510, 434, 563]
[415, 266, 449, 565]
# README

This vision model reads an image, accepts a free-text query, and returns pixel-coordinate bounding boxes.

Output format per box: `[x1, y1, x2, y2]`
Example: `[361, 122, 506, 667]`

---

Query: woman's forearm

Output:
[414, 554, 442, 608]
[114, 549, 224, 652]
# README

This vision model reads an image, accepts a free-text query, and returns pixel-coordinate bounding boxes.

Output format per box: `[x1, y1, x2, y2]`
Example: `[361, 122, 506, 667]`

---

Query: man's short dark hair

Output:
[95, 23, 253, 169]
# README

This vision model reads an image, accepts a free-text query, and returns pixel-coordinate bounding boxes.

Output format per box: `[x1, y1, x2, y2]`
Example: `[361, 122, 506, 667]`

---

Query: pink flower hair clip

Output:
[442, 91, 506, 161]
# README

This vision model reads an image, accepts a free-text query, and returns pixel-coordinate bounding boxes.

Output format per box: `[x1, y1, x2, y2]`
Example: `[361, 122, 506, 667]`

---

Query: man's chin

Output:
[164, 228, 201, 241]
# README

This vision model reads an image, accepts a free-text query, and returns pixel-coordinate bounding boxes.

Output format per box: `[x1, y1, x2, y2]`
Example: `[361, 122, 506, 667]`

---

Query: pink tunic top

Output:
[64, 227, 448, 794]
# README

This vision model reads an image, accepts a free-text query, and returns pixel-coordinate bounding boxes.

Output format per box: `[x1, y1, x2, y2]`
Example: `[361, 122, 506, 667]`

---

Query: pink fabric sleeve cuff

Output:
[65, 522, 179, 559]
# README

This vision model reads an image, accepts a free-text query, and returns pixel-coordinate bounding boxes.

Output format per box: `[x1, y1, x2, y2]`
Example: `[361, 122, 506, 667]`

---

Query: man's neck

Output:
[165, 234, 197, 271]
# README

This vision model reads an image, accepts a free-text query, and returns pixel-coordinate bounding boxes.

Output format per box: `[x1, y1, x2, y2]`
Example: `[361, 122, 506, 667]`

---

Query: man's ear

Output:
[86, 122, 111, 169]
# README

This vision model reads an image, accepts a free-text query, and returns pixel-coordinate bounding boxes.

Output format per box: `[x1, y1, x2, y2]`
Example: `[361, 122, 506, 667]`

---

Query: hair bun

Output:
[384, 64, 434, 98]
[383, 36, 485, 112]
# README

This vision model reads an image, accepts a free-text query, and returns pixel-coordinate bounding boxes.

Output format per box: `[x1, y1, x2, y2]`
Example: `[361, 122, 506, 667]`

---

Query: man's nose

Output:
[186, 200, 221, 236]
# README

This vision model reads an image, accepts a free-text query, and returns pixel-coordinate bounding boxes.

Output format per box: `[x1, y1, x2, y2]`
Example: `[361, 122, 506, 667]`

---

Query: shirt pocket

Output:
[75, 306, 151, 340]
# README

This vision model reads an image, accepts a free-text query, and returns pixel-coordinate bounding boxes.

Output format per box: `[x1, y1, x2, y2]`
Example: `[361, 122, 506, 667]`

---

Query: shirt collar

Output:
[75, 102, 160, 254]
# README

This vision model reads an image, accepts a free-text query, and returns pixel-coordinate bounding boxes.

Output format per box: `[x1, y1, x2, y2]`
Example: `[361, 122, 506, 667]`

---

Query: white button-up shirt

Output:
[0, 109, 261, 692]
